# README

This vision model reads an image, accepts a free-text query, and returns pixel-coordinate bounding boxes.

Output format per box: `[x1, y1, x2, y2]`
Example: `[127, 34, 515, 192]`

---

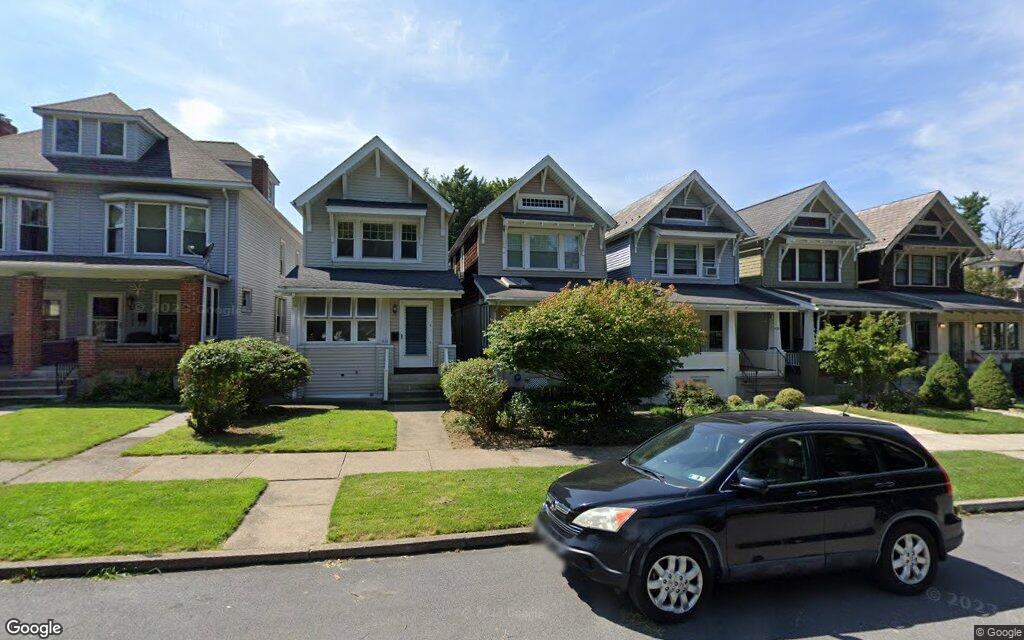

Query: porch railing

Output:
[55, 361, 77, 396]
[738, 349, 762, 395]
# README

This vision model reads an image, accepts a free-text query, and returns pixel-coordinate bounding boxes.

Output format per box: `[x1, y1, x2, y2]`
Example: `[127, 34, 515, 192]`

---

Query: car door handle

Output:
[795, 490, 818, 498]
[874, 481, 896, 489]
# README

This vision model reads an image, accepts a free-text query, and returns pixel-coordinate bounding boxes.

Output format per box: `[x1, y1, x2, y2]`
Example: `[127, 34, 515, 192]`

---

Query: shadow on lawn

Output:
[191, 406, 335, 446]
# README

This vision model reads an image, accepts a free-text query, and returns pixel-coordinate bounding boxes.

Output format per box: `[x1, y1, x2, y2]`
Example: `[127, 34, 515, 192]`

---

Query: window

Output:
[653, 242, 718, 278]
[734, 435, 810, 485]
[279, 241, 286, 275]
[507, 233, 524, 268]
[782, 248, 840, 282]
[935, 255, 948, 287]
[912, 320, 931, 351]
[274, 297, 287, 335]
[781, 249, 796, 281]
[135, 203, 168, 254]
[204, 283, 219, 338]
[654, 243, 668, 275]
[815, 434, 881, 478]
[877, 441, 926, 472]
[673, 244, 698, 275]
[240, 289, 253, 314]
[824, 250, 839, 282]
[182, 206, 208, 255]
[19, 199, 50, 252]
[909, 223, 940, 236]
[793, 215, 828, 229]
[98, 121, 125, 157]
[529, 234, 558, 268]
[564, 234, 581, 270]
[911, 255, 933, 285]
[54, 118, 80, 153]
[304, 297, 376, 343]
[894, 254, 909, 285]
[798, 249, 822, 281]
[362, 223, 394, 259]
[336, 221, 354, 258]
[154, 292, 178, 340]
[90, 295, 121, 343]
[897, 253, 951, 287]
[702, 246, 717, 277]
[41, 296, 62, 341]
[706, 314, 724, 351]
[979, 322, 1020, 351]
[518, 194, 567, 212]
[401, 224, 418, 260]
[665, 207, 703, 221]
[106, 203, 125, 254]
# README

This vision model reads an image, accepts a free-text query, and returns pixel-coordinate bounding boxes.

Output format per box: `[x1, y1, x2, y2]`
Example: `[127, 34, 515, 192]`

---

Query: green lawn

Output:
[328, 465, 580, 542]
[0, 406, 173, 461]
[0, 479, 266, 561]
[933, 451, 1024, 501]
[123, 408, 396, 455]
[824, 405, 1024, 434]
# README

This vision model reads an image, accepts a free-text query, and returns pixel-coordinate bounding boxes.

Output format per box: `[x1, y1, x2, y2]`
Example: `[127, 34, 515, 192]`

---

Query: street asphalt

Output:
[2, 511, 1022, 640]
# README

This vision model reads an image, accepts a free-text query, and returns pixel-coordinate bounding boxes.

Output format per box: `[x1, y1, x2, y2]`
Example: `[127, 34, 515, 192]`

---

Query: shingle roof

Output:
[474, 275, 595, 302]
[194, 140, 257, 164]
[888, 288, 1024, 312]
[737, 183, 820, 239]
[774, 287, 927, 312]
[662, 284, 804, 309]
[0, 254, 227, 277]
[607, 173, 693, 242]
[990, 249, 1024, 263]
[856, 191, 938, 252]
[324, 199, 427, 211]
[34, 92, 137, 116]
[134, 109, 248, 184]
[281, 267, 462, 293]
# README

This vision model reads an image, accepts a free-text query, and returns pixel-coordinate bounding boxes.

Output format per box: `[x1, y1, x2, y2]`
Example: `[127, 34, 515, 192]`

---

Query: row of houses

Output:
[2, 93, 1022, 403]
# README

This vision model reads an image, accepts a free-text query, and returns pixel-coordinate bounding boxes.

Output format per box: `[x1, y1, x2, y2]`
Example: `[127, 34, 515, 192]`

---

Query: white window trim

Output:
[791, 212, 831, 230]
[240, 288, 254, 314]
[180, 205, 210, 257]
[515, 193, 568, 213]
[778, 247, 842, 283]
[51, 116, 82, 155]
[134, 202, 170, 255]
[274, 296, 287, 336]
[651, 240, 718, 279]
[330, 215, 423, 264]
[16, 197, 53, 254]
[978, 321, 1021, 352]
[301, 296, 380, 345]
[87, 292, 125, 344]
[104, 202, 127, 256]
[41, 289, 67, 341]
[894, 252, 950, 288]
[95, 120, 128, 158]
[663, 206, 706, 223]
[502, 229, 585, 271]
[150, 290, 180, 338]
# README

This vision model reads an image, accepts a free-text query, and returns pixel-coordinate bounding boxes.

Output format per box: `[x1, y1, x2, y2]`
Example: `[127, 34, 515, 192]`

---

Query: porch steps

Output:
[736, 374, 789, 399]
[388, 372, 446, 405]
[0, 367, 76, 404]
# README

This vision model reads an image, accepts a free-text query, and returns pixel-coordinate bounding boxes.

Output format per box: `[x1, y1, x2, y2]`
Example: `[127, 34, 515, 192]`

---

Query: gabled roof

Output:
[195, 140, 280, 185]
[450, 155, 614, 254]
[134, 109, 249, 184]
[605, 170, 753, 242]
[990, 248, 1024, 263]
[33, 92, 137, 116]
[737, 181, 875, 244]
[291, 136, 453, 214]
[856, 190, 989, 257]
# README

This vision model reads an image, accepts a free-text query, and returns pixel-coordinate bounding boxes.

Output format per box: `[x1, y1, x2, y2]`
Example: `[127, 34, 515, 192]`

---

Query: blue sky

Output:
[3, 0, 1023, 228]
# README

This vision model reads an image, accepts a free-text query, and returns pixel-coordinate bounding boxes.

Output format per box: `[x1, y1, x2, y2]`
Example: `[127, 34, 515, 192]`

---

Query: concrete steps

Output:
[388, 372, 446, 405]
[736, 373, 788, 398]
[0, 368, 75, 404]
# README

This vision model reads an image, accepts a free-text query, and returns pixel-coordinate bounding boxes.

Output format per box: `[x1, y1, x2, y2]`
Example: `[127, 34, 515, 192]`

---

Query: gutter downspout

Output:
[200, 275, 208, 342]
[222, 188, 230, 275]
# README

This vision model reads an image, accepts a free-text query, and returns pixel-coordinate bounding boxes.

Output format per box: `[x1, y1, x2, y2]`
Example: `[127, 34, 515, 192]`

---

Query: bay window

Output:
[19, 198, 51, 252]
[979, 322, 1020, 351]
[135, 203, 168, 254]
[333, 219, 420, 261]
[504, 231, 584, 270]
[653, 241, 717, 277]
[780, 248, 841, 283]
[305, 296, 377, 343]
[182, 206, 208, 255]
[106, 203, 125, 254]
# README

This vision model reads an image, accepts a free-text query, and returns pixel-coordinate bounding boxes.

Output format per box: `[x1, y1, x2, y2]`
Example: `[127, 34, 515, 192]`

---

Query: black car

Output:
[536, 410, 963, 623]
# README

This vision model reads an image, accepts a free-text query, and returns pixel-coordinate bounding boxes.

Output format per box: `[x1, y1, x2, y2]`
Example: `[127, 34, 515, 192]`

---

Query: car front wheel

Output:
[629, 540, 711, 623]
[874, 521, 938, 594]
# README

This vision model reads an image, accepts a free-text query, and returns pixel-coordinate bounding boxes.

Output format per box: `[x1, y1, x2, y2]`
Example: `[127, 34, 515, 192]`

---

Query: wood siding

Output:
[742, 237, 857, 288]
[477, 213, 606, 278]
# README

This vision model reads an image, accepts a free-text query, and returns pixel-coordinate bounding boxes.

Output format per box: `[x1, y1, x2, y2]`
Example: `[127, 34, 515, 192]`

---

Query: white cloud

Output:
[174, 98, 225, 139]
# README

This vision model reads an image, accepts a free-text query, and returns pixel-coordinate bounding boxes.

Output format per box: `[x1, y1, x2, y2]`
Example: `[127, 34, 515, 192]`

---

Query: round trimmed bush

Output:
[969, 356, 1015, 409]
[917, 354, 971, 409]
[775, 388, 805, 410]
[753, 394, 770, 409]
[727, 394, 743, 408]
[233, 337, 312, 412]
[440, 358, 508, 430]
[670, 380, 725, 413]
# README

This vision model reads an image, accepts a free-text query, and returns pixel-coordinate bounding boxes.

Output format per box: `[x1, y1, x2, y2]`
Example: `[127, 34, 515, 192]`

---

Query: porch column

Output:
[726, 310, 737, 352]
[770, 311, 782, 350]
[442, 298, 453, 344]
[178, 278, 203, 348]
[77, 335, 99, 378]
[903, 313, 914, 349]
[12, 275, 45, 376]
[802, 311, 816, 351]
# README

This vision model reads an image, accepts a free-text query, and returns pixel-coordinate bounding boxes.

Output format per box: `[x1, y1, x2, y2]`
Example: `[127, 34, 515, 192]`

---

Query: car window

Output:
[628, 421, 749, 488]
[876, 440, 926, 471]
[815, 434, 881, 478]
[734, 435, 810, 485]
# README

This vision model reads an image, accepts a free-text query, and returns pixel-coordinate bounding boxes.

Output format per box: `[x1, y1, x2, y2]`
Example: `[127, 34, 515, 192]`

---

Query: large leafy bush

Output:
[669, 380, 725, 414]
[233, 337, 312, 412]
[968, 357, 1015, 409]
[485, 281, 703, 421]
[774, 388, 805, 410]
[439, 358, 508, 430]
[81, 369, 177, 404]
[917, 354, 971, 409]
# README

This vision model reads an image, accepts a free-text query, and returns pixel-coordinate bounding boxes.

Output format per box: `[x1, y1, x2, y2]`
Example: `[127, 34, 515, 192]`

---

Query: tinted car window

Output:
[628, 421, 749, 487]
[734, 435, 810, 485]
[877, 440, 926, 471]
[815, 434, 881, 478]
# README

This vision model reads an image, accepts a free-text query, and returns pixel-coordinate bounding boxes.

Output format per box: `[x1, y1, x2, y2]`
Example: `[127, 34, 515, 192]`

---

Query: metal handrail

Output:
[55, 362, 77, 397]
[768, 346, 789, 374]
[738, 348, 760, 395]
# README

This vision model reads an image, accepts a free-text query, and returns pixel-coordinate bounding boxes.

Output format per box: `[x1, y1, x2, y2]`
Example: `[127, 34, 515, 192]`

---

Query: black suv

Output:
[536, 411, 963, 623]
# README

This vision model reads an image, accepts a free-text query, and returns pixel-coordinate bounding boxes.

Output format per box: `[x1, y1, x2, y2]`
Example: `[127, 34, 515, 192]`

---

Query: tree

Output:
[424, 166, 517, 246]
[485, 280, 704, 420]
[955, 191, 989, 238]
[815, 313, 922, 404]
[968, 357, 1015, 409]
[987, 201, 1024, 249]
[964, 267, 1015, 300]
[918, 354, 971, 409]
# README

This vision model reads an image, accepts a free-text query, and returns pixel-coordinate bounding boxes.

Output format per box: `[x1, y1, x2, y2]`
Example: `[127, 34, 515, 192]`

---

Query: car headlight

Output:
[571, 506, 637, 532]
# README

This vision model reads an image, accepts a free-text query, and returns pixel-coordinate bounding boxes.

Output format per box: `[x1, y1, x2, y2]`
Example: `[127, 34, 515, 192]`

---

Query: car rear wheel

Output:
[874, 521, 938, 594]
[629, 540, 711, 623]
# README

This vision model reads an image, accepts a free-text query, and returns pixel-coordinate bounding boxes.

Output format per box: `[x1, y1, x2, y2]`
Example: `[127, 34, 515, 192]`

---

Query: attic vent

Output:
[518, 194, 567, 212]
[500, 276, 532, 289]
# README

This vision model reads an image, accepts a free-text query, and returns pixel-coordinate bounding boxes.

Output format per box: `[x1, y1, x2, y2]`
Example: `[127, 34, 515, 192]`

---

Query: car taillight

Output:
[939, 464, 953, 496]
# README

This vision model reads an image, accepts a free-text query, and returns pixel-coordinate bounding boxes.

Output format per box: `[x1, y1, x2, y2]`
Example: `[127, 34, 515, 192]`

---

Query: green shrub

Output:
[1010, 358, 1024, 396]
[648, 405, 679, 418]
[968, 357, 1015, 409]
[81, 369, 177, 404]
[774, 388, 805, 410]
[669, 380, 725, 414]
[918, 354, 971, 409]
[497, 391, 539, 430]
[727, 394, 743, 408]
[875, 388, 918, 413]
[439, 358, 508, 430]
[836, 384, 856, 405]
[753, 394, 770, 408]
[178, 341, 248, 436]
[233, 337, 312, 412]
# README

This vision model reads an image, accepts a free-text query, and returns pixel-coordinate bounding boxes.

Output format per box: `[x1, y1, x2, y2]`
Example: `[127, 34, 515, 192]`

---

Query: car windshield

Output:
[627, 421, 749, 488]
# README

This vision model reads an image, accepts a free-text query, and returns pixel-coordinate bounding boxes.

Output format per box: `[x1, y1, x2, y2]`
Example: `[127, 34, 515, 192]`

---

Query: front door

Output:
[948, 322, 965, 365]
[399, 301, 432, 368]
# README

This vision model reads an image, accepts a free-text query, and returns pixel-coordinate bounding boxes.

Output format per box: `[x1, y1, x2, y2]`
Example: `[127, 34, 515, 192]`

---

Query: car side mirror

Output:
[736, 477, 769, 493]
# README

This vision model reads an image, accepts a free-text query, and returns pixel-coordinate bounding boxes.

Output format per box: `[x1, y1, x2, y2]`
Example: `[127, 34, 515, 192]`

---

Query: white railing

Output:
[438, 344, 457, 367]
[382, 344, 391, 402]
[740, 349, 785, 375]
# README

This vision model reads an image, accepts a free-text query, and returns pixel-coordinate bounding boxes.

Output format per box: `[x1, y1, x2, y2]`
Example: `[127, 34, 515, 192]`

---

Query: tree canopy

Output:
[424, 165, 517, 246]
[964, 267, 1016, 300]
[815, 313, 922, 403]
[955, 191, 989, 238]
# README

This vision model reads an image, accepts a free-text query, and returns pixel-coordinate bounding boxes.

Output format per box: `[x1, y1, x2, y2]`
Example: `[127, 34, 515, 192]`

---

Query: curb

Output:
[955, 497, 1024, 514]
[0, 527, 535, 580]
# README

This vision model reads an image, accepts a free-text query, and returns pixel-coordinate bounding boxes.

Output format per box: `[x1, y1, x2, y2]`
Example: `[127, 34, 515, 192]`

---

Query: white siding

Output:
[299, 344, 385, 397]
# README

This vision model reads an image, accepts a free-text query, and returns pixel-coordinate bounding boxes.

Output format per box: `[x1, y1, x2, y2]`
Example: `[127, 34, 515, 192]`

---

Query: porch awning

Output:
[475, 274, 595, 304]
[0, 255, 228, 281]
[324, 199, 428, 216]
[279, 266, 462, 297]
[773, 287, 927, 312]
[663, 284, 809, 310]
[887, 288, 1024, 313]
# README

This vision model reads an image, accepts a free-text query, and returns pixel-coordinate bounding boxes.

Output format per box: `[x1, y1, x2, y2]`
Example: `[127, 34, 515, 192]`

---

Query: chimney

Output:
[251, 155, 270, 199]
[0, 115, 16, 137]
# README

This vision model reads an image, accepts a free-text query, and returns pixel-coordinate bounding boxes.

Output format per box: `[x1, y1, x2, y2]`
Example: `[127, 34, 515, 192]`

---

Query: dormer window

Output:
[909, 222, 940, 236]
[665, 207, 704, 222]
[793, 214, 828, 229]
[98, 121, 126, 157]
[517, 194, 568, 212]
[53, 118, 80, 153]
